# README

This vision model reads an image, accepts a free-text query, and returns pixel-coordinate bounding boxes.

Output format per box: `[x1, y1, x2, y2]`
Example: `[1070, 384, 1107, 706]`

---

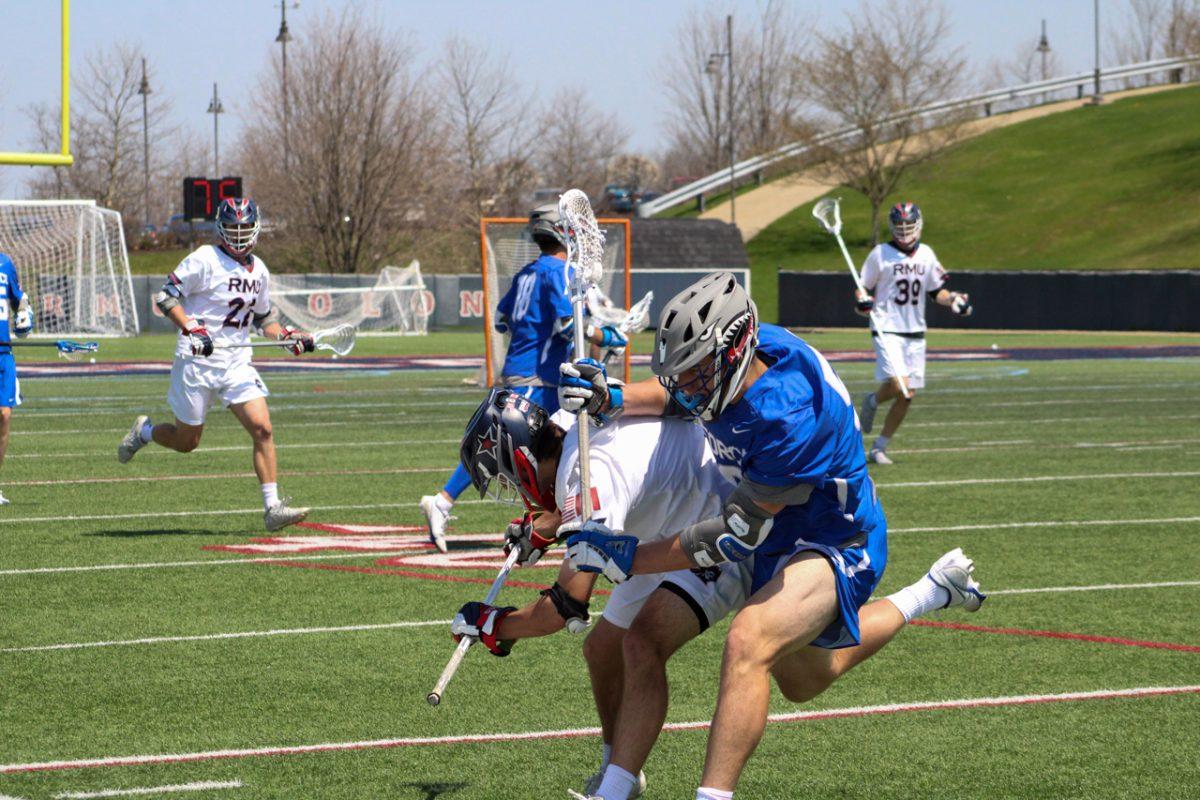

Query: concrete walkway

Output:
[699, 84, 1189, 241]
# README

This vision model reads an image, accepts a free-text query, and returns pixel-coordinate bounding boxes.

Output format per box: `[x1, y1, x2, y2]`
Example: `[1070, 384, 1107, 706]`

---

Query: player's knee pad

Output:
[541, 582, 590, 633]
[679, 484, 774, 568]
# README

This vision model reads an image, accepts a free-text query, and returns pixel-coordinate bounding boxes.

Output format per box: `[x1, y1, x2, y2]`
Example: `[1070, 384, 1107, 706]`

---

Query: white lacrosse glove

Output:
[564, 519, 638, 584]
[950, 292, 974, 317]
[14, 297, 33, 338]
[558, 358, 624, 425]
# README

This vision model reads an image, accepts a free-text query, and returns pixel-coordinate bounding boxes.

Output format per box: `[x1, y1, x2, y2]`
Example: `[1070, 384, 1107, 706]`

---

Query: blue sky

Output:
[0, 0, 1114, 191]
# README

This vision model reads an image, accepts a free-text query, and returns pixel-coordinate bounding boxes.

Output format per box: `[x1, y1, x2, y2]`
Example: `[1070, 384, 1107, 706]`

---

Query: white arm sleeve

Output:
[926, 248, 948, 292]
[169, 255, 207, 298]
[253, 266, 271, 315]
[860, 247, 880, 291]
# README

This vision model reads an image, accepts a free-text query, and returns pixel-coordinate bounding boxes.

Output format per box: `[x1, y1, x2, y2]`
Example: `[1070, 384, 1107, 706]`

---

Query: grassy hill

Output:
[747, 85, 1200, 321]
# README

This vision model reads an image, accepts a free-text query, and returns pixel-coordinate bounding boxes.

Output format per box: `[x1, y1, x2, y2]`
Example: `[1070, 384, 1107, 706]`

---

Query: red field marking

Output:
[269, 559, 613, 596]
[294, 522, 425, 535]
[2, 685, 1196, 774]
[912, 619, 1200, 653]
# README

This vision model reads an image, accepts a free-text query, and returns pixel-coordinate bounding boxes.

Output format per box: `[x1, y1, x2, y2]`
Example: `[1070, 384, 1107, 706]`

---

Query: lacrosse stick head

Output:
[558, 189, 606, 293]
[55, 341, 99, 361]
[812, 197, 843, 236]
[313, 324, 357, 356]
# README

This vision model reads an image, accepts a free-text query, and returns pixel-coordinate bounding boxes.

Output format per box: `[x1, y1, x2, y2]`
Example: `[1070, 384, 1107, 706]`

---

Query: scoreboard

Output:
[182, 176, 243, 220]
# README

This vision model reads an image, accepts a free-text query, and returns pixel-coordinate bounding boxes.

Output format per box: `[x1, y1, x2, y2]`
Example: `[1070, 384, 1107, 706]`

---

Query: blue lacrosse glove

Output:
[587, 323, 628, 350]
[566, 520, 638, 584]
[558, 358, 624, 425]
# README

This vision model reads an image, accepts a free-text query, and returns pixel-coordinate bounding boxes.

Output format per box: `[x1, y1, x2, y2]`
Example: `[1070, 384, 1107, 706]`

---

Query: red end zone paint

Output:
[912, 619, 1200, 654]
[2, 686, 1196, 774]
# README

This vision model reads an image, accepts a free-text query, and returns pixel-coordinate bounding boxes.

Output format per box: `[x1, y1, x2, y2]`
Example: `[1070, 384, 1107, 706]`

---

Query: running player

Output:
[559, 272, 985, 800]
[855, 202, 974, 464]
[116, 198, 313, 532]
[0, 251, 34, 505]
[449, 388, 744, 798]
[419, 204, 626, 551]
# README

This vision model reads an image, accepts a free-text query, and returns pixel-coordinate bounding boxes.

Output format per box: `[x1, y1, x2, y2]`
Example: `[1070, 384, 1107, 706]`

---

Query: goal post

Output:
[479, 216, 632, 386]
[0, 0, 72, 167]
[0, 200, 138, 336]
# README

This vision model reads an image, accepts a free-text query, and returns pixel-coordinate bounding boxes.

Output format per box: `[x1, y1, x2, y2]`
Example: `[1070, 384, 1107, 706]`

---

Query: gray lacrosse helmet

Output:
[528, 204, 567, 250]
[651, 272, 758, 421]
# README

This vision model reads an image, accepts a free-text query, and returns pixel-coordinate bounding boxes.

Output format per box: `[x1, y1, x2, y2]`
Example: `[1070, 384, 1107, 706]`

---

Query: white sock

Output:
[261, 483, 279, 510]
[887, 574, 950, 622]
[872, 434, 890, 451]
[435, 493, 453, 514]
[597, 765, 638, 800]
[600, 743, 613, 771]
[139, 420, 154, 444]
[697, 789, 734, 800]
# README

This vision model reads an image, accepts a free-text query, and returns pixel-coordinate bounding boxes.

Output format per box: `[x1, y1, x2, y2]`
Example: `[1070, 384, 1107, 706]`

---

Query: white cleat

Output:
[0, 490, 10, 505]
[265, 498, 309, 532]
[581, 769, 647, 799]
[868, 447, 893, 465]
[567, 793, 601, 800]
[117, 415, 150, 463]
[859, 391, 878, 433]
[419, 494, 450, 553]
[928, 547, 986, 612]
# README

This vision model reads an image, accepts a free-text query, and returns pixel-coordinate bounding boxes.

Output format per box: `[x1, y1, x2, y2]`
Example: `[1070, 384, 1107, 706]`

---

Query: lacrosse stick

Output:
[215, 323, 357, 356]
[559, 189, 606, 523]
[597, 291, 654, 369]
[812, 198, 911, 399]
[5, 340, 100, 361]
[427, 547, 520, 707]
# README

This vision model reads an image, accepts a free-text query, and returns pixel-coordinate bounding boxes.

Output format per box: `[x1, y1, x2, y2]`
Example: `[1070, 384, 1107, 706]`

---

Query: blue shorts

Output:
[0, 353, 21, 408]
[751, 522, 888, 650]
[502, 385, 560, 415]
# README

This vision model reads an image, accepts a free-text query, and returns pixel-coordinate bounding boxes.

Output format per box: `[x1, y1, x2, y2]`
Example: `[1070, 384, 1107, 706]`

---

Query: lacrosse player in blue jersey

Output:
[419, 204, 626, 551]
[0, 252, 34, 505]
[559, 272, 986, 800]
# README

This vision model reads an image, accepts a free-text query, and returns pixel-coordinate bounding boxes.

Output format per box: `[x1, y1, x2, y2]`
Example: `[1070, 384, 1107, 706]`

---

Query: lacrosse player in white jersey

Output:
[450, 389, 750, 799]
[116, 198, 314, 531]
[856, 202, 974, 464]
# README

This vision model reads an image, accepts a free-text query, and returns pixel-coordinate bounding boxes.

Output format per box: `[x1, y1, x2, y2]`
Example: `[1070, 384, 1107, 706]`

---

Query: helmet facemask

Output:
[659, 310, 757, 422]
[888, 202, 923, 252]
[461, 390, 558, 512]
[219, 220, 261, 256]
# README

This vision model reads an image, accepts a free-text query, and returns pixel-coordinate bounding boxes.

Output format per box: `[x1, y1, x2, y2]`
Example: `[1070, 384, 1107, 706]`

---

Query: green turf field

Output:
[1, 330, 1198, 799]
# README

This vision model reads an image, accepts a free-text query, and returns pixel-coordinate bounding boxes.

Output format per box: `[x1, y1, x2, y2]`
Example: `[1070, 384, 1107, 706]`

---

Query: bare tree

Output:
[26, 44, 174, 224]
[237, 8, 444, 273]
[741, 0, 808, 157]
[438, 37, 541, 218]
[798, 0, 968, 244]
[660, 7, 738, 177]
[536, 88, 628, 198]
[1109, 0, 1200, 84]
[607, 153, 661, 192]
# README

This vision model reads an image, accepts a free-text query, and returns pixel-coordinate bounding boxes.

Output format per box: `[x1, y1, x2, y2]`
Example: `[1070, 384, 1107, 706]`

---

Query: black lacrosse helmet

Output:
[460, 389, 559, 511]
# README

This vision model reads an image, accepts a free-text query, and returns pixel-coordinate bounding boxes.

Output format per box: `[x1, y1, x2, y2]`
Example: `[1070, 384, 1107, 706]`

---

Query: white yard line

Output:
[2, 620, 448, 653]
[0, 549, 427, 577]
[888, 437, 1200, 455]
[0, 502, 420, 524]
[5, 440, 458, 460]
[2, 686, 1196, 774]
[988, 580, 1200, 596]
[3, 468, 447, 486]
[892, 515, 1200, 534]
[55, 781, 243, 798]
[878, 469, 1200, 489]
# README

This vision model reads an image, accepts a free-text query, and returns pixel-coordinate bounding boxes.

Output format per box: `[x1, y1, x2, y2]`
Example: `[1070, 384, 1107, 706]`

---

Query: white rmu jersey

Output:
[861, 242, 948, 334]
[168, 245, 271, 368]
[552, 411, 733, 541]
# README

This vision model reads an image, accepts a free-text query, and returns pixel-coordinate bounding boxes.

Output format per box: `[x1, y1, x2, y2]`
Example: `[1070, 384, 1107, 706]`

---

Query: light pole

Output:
[1091, 0, 1104, 104]
[1036, 19, 1051, 81]
[137, 57, 151, 229]
[276, 1, 298, 172]
[707, 14, 735, 226]
[207, 82, 224, 175]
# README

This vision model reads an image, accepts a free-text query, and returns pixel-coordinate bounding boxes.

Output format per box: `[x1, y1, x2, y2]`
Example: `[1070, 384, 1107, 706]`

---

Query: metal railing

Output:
[637, 55, 1199, 218]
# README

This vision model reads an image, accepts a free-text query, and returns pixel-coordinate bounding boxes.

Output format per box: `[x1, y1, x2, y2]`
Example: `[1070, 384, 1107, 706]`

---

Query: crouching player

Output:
[0, 251, 34, 505]
[450, 388, 748, 799]
[116, 198, 313, 531]
[560, 272, 986, 799]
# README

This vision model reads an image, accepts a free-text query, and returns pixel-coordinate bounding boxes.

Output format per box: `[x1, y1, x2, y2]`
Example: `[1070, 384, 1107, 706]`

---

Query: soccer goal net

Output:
[271, 261, 431, 335]
[478, 217, 631, 386]
[0, 200, 139, 336]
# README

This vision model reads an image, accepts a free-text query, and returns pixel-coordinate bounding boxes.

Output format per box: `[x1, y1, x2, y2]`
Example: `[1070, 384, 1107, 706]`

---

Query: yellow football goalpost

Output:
[0, 0, 72, 167]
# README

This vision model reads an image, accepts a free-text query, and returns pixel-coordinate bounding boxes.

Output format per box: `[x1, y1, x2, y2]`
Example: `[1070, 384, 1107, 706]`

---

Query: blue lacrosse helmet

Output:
[888, 201, 923, 252]
[216, 198, 261, 256]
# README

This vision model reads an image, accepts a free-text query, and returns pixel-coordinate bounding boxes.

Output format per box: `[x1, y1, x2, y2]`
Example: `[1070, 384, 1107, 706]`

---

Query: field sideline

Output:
[1, 328, 1197, 799]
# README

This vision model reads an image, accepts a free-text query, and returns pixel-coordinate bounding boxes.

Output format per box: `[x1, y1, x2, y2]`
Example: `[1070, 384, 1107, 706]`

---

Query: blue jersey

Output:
[495, 255, 575, 386]
[0, 253, 26, 353]
[703, 324, 885, 552]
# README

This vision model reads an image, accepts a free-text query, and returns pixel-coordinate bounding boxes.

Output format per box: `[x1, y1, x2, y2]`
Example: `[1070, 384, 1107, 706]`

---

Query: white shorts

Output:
[168, 358, 269, 426]
[873, 333, 926, 390]
[601, 561, 753, 632]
